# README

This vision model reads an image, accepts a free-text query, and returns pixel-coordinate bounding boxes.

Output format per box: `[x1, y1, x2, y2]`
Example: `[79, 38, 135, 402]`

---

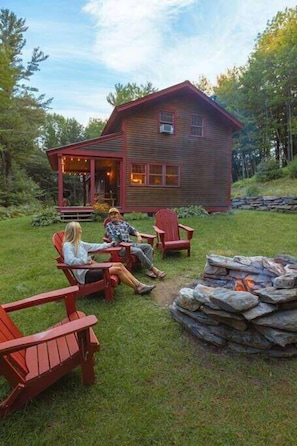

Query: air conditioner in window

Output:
[160, 123, 174, 134]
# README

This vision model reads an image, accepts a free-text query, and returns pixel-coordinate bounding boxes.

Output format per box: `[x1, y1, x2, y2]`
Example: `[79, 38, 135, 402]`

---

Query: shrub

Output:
[31, 207, 60, 226]
[125, 212, 149, 221]
[0, 203, 43, 220]
[172, 205, 209, 218]
[92, 202, 110, 221]
[287, 157, 297, 179]
[255, 159, 284, 182]
[244, 185, 260, 197]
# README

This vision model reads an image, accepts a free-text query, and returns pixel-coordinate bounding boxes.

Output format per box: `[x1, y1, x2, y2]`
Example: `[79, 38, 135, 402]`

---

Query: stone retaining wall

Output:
[231, 196, 297, 212]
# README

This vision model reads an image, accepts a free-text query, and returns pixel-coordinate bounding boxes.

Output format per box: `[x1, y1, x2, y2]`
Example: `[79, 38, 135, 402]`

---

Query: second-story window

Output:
[160, 110, 174, 134]
[191, 114, 204, 136]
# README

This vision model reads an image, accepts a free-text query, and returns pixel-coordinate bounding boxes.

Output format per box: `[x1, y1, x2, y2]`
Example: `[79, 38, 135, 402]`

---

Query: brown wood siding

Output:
[123, 94, 232, 211]
[83, 138, 123, 153]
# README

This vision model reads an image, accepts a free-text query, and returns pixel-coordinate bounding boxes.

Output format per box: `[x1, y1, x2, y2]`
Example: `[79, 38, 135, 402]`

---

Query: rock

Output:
[254, 325, 297, 347]
[201, 305, 248, 331]
[253, 309, 297, 332]
[209, 287, 259, 313]
[242, 301, 277, 321]
[254, 287, 297, 303]
[173, 302, 220, 326]
[175, 288, 201, 311]
[273, 274, 297, 289]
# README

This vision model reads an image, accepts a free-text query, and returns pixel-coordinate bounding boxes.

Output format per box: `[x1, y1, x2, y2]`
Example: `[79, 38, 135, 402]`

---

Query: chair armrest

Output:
[153, 225, 165, 235]
[140, 233, 156, 246]
[178, 224, 194, 240]
[0, 315, 98, 356]
[57, 262, 113, 270]
[2, 286, 79, 313]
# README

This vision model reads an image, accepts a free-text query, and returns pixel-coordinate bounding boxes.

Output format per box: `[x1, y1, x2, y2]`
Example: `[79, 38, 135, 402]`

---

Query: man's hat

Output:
[108, 207, 120, 214]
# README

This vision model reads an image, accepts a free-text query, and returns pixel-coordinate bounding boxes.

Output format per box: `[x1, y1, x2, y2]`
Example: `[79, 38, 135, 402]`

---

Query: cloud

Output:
[83, 0, 197, 72]
[82, 0, 296, 86]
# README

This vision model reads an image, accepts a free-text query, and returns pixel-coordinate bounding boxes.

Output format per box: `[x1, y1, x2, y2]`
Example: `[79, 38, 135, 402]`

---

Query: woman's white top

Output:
[63, 240, 111, 284]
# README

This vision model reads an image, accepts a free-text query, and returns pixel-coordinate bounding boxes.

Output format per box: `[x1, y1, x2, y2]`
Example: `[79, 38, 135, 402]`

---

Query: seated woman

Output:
[63, 221, 156, 295]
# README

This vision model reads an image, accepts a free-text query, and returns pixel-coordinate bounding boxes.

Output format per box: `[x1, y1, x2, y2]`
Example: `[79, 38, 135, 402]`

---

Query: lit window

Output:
[149, 164, 163, 185]
[130, 163, 179, 187]
[165, 165, 179, 186]
[130, 164, 145, 185]
[191, 114, 204, 136]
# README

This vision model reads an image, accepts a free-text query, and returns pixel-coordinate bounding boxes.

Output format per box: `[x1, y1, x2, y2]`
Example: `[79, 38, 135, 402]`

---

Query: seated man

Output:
[105, 208, 166, 279]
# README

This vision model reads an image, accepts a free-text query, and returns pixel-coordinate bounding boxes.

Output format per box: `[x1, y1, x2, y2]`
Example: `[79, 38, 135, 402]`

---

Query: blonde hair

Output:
[64, 222, 82, 249]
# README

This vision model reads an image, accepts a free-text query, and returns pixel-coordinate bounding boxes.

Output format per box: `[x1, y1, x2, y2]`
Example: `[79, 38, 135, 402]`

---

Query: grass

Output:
[1, 211, 297, 445]
[231, 176, 297, 198]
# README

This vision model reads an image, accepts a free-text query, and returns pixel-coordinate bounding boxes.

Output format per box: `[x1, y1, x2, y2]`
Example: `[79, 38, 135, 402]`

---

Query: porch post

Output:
[58, 155, 64, 206]
[90, 158, 96, 205]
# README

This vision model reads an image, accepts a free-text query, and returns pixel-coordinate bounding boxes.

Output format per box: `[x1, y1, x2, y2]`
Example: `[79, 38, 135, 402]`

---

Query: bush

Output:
[244, 185, 260, 197]
[287, 157, 297, 179]
[0, 203, 43, 220]
[92, 202, 110, 221]
[125, 212, 149, 221]
[172, 205, 209, 218]
[31, 207, 60, 226]
[255, 159, 284, 182]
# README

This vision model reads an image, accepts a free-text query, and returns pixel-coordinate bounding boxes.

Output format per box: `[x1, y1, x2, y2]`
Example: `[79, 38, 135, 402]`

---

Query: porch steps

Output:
[58, 208, 94, 222]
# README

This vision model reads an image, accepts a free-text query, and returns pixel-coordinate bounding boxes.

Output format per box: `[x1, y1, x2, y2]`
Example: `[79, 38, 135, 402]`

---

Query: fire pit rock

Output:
[170, 254, 297, 357]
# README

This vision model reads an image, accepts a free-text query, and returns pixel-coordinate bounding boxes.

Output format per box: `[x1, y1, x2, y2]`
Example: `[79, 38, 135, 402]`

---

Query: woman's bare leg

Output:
[109, 263, 155, 293]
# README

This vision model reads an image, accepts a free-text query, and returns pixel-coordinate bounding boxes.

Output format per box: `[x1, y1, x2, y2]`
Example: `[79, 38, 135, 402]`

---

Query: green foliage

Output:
[92, 202, 110, 221]
[0, 165, 44, 206]
[106, 81, 158, 106]
[255, 159, 285, 182]
[31, 207, 60, 226]
[287, 156, 297, 179]
[244, 185, 260, 197]
[0, 202, 42, 220]
[172, 205, 209, 218]
[124, 212, 150, 221]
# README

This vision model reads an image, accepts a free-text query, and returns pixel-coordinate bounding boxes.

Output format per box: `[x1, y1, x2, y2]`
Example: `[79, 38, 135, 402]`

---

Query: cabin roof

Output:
[101, 80, 243, 135]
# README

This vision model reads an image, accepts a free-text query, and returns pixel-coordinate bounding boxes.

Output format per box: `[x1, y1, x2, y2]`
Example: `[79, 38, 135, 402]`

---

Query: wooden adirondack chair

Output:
[153, 208, 195, 259]
[0, 286, 99, 418]
[53, 231, 120, 301]
[102, 217, 155, 271]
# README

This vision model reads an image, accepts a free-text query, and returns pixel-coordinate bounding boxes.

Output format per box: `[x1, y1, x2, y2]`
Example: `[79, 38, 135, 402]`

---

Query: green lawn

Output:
[1, 211, 297, 446]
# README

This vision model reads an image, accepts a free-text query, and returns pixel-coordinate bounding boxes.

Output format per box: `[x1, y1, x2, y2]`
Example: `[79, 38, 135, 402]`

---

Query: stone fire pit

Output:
[170, 254, 297, 357]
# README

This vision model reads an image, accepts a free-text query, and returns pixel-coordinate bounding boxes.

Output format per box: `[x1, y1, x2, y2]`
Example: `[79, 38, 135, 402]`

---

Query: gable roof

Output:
[101, 80, 243, 135]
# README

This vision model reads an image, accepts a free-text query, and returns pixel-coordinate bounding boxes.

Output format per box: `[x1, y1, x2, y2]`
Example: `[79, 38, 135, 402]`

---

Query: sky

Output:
[2, 0, 296, 126]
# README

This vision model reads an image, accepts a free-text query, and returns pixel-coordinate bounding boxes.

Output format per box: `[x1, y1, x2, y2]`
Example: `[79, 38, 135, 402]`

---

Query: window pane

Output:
[149, 164, 162, 185]
[191, 126, 202, 136]
[131, 164, 145, 184]
[191, 114, 203, 136]
[149, 164, 162, 174]
[160, 111, 174, 123]
[165, 165, 179, 186]
[191, 115, 203, 126]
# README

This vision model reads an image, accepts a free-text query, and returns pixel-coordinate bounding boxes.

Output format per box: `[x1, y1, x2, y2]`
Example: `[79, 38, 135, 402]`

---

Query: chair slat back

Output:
[0, 306, 28, 384]
[155, 209, 180, 241]
[52, 231, 65, 257]
[53, 232, 78, 286]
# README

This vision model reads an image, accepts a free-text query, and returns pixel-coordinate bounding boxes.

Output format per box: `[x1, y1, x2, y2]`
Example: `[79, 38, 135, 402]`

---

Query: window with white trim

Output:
[160, 111, 174, 125]
[130, 163, 146, 184]
[191, 114, 204, 136]
[130, 163, 180, 187]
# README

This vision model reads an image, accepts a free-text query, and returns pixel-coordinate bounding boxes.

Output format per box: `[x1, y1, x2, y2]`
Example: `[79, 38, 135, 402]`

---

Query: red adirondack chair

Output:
[153, 208, 194, 259]
[102, 217, 155, 271]
[53, 231, 120, 301]
[0, 286, 99, 418]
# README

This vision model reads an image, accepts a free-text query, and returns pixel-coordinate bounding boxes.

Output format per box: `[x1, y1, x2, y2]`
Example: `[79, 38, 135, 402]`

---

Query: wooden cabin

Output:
[46, 80, 243, 219]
